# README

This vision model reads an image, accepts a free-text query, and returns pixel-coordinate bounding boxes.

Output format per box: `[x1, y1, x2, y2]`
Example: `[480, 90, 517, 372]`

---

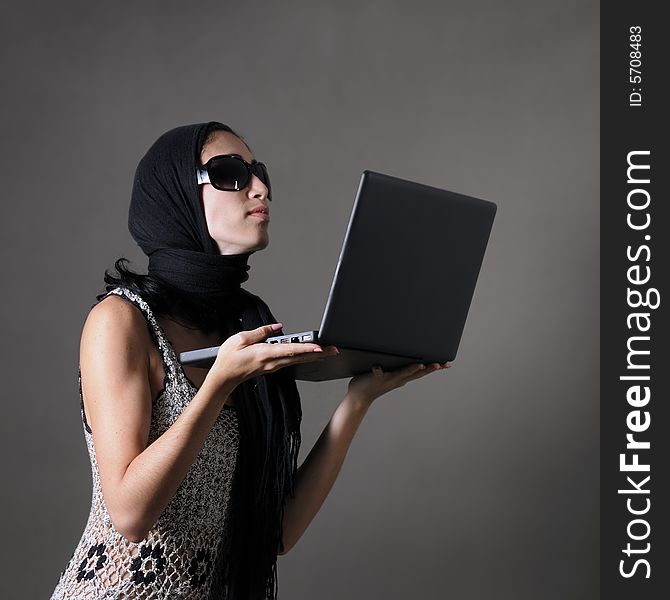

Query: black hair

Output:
[96, 256, 196, 325]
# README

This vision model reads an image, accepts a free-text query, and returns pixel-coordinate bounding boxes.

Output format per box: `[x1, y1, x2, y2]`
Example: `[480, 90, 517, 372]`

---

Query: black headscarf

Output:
[128, 122, 302, 599]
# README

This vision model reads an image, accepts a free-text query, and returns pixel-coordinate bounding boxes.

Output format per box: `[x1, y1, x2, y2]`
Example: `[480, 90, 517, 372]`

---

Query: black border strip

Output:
[602, 3, 670, 597]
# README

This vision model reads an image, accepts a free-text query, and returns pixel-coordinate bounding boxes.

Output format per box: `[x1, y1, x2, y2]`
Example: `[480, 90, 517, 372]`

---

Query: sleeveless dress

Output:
[50, 287, 241, 600]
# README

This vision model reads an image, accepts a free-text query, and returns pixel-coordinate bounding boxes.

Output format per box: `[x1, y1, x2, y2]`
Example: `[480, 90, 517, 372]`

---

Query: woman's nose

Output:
[248, 174, 269, 200]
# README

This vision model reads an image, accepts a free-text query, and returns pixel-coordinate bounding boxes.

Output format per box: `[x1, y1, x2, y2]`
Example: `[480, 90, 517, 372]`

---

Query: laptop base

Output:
[291, 346, 429, 381]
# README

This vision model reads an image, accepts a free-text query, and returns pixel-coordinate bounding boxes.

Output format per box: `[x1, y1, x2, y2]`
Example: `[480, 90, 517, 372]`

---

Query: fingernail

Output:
[271, 323, 283, 331]
[313, 347, 324, 352]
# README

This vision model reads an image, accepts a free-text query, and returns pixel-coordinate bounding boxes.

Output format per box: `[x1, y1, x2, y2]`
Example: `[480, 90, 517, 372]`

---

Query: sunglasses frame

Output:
[196, 154, 272, 200]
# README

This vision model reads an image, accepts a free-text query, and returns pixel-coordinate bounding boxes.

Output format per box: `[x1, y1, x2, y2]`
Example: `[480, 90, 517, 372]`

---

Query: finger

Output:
[392, 362, 443, 383]
[237, 323, 284, 346]
[390, 363, 426, 378]
[398, 363, 430, 381]
[269, 342, 334, 358]
[406, 363, 447, 382]
[265, 352, 329, 372]
[371, 365, 386, 378]
[370, 363, 420, 388]
[266, 344, 336, 365]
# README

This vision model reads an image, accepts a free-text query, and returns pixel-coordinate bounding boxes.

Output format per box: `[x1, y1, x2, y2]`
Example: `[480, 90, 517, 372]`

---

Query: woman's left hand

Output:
[346, 361, 451, 407]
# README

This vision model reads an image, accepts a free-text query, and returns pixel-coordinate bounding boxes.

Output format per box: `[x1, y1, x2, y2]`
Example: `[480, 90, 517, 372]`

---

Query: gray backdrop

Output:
[0, 1, 599, 598]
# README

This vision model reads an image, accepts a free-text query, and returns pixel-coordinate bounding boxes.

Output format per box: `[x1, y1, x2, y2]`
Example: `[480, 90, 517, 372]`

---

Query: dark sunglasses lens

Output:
[208, 157, 249, 191]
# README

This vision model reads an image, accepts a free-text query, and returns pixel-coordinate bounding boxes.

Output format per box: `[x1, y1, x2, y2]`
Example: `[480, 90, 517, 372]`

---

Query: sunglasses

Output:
[196, 154, 272, 200]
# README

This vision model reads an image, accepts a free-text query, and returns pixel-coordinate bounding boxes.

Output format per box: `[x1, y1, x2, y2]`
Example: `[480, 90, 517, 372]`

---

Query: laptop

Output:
[180, 170, 497, 381]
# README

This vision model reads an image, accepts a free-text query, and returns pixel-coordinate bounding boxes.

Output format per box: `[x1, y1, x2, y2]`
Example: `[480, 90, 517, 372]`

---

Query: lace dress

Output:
[50, 287, 241, 599]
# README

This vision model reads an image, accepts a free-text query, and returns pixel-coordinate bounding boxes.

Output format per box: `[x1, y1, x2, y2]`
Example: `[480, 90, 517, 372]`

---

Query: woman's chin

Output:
[249, 235, 270, 253]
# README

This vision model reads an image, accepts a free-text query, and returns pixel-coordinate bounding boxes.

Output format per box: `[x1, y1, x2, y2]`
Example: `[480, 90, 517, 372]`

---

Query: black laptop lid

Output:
[317, 170, 497, 363]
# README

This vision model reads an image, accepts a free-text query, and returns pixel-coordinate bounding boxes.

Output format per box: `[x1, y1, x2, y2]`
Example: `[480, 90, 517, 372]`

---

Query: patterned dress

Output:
[50, 287, 241, 599]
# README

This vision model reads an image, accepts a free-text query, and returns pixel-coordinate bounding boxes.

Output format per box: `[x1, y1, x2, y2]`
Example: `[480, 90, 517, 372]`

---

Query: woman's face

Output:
[199, 131, 270, 255]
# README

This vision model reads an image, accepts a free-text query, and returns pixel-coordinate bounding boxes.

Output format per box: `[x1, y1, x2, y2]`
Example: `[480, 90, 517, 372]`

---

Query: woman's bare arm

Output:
[80, 297, 332, 544]
[278, 395, 371, 555]
[278, 362, 449, 555]
[80, 296, 235, 543]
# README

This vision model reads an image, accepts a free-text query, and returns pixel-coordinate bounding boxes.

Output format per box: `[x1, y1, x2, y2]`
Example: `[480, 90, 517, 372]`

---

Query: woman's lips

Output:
[248, 211, 270, 221]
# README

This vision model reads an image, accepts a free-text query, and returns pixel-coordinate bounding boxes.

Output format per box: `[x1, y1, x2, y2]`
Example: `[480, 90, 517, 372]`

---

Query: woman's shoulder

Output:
[90, 286, 158, 321]
[91, 289, 142, 317]
[79, 292, 156, 386]
[82, 288, 154, 350]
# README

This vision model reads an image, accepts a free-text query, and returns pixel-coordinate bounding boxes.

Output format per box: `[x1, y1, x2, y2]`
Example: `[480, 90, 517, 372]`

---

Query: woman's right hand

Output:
[208, 323, 338, 390]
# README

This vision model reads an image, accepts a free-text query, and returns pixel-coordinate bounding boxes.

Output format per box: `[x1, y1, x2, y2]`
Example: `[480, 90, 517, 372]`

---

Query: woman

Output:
[50, 121, 449, 600]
